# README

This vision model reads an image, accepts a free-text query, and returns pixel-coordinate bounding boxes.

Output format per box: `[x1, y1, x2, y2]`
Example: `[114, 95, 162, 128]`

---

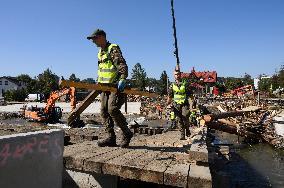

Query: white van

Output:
[25, 94, 43, 102]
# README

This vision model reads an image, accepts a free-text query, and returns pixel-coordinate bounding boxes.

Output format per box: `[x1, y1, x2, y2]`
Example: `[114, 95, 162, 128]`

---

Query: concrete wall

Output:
[0, 129, 64, 188]
[63, 169, 118, 188]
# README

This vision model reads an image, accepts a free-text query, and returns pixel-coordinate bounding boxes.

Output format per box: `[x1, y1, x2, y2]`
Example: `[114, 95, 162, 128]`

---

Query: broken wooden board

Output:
[68, 90, 100, 127]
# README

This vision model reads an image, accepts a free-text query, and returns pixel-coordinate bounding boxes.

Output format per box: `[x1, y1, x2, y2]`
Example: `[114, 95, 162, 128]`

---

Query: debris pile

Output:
[140, 95, 168, 120]
[202, 98, 284, 149]
[0, 112, 22, 120]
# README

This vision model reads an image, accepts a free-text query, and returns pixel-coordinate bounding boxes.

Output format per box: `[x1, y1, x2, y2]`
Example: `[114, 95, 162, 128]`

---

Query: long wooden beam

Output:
[60, 80, 158, 98]
[68, 90, 100, 127]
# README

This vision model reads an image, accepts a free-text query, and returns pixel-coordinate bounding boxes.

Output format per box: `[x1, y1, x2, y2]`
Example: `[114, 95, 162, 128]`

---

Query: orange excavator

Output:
[24, 87, 76, 123]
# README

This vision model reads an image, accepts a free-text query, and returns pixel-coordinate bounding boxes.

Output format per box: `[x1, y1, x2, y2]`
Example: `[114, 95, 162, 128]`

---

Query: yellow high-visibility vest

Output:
[172, 83, 187, 104]
[97, 44, 118, 83]
[170, 111, 175, 120]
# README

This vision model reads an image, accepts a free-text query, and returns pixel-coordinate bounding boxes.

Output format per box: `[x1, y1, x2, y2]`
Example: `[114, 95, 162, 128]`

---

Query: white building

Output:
[254, 75, 271, 90]
[254, 78, 260, 90]
[0, 77, 26, 97]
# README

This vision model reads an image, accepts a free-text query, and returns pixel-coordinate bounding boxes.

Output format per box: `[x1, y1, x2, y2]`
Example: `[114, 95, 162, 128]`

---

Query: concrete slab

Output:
[0, 129, 64, 188]
[188, 165, 212, 188]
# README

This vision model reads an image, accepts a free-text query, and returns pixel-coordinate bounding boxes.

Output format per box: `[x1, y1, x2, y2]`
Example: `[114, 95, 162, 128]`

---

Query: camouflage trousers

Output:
[100, 91, 128, 134]
[172, 104, 190, 131]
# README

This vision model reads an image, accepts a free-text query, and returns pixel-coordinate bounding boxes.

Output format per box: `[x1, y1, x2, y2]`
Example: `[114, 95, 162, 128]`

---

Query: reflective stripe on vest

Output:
[97, 44, 118, 83]
[172, 83, 186, 104]
[170, 111, 175, 120]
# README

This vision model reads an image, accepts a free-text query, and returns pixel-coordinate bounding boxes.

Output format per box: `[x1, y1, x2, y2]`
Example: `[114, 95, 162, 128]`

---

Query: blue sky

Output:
[0, 0, 283, 81]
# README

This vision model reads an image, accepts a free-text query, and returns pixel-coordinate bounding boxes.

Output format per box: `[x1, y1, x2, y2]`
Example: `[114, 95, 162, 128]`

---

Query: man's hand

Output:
[117, 79, 126, 92]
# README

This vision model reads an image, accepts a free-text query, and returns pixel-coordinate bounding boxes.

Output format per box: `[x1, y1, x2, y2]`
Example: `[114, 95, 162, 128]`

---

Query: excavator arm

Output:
[44, 87, 76, 114]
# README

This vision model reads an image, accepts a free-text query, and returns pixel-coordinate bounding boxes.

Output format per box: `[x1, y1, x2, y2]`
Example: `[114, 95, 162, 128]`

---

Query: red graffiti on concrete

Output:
[0, 144, 11, 166]
[0, 135, 62, 167]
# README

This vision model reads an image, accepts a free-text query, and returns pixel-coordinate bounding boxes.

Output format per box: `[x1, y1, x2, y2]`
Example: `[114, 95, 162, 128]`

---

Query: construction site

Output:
[1, 0, 284, 188]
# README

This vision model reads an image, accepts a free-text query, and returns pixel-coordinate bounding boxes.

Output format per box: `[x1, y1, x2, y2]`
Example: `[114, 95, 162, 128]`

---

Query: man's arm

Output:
[167, 85, 173, 105]
[109, 46, 128, 79]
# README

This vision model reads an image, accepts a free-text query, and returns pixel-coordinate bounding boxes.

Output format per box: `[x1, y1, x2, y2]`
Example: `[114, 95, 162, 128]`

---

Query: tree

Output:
[69, 73, 80, 82]
[278, 64, 284, 88]
[242, 73, 253, 86]
[81, 78, 96, 84]
[145, 77, 159, 92]
[258, 77, 272, 92]
[131, 63, 147, 91]
[16, 74, 39, 93]
[37, 68, 59, 98]
[223, 77, 244, 91]
[157, 71, 168, 95]
[4, 88, 27, 102]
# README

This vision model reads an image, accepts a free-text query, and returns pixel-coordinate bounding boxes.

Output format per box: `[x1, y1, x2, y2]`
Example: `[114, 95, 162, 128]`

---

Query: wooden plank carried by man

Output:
[59, 80, 158, 127]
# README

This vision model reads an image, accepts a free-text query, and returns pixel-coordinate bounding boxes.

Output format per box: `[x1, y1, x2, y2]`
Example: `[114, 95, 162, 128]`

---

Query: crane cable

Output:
[171, 0, 180, 72]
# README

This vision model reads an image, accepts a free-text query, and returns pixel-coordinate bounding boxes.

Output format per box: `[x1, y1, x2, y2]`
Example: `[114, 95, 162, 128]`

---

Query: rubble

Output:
[0, 112, 22, 120]
[200, 98, 284, 149]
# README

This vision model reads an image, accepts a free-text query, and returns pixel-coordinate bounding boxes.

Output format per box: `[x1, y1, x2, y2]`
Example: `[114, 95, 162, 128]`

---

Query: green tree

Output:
[4, 88, 27, 102]
[224, 77, 244, 91]
[69, 73, 80, 82]
[278, 64, 284, 88]
[131, 63, 147, 91]
[146, 77, 159, 92]
[157, 71, 168, 95]
[242, 73, 253, 86]
[37, 68, 59, 98]
[258, 77, 272, 92]
[16, 74, 39, 93]
[81, 78, 96, 84]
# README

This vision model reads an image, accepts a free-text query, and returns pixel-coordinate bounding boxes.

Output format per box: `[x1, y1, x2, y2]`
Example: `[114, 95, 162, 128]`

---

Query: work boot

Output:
[186, 128, 191, 137]
[180, 129, 186, 140]
[120, 129, 133, 148]
[98, 132, 117, 147]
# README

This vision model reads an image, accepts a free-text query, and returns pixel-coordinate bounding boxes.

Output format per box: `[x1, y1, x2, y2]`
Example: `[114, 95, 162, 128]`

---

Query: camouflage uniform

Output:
[99, 42, 132, 147]
[168, 82, 191, 139]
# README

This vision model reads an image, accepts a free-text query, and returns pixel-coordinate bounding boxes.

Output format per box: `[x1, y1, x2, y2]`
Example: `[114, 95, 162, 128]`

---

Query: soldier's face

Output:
[92, 35, 105, 47]
[174, 72, 181, 80]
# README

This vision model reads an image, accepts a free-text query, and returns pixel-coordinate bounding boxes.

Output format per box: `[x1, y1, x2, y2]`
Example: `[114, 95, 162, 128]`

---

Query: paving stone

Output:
[101, 149, 148, 178]
[84, 147, 132, 173]
[143, 152, 174, 184]
[188, 165, 212, 188]
[164, 162, 190, 187]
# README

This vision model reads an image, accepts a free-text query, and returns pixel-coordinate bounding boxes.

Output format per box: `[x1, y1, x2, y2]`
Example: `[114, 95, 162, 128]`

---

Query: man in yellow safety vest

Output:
[87, 29, 133, 147]
[167, 68, 191, 140]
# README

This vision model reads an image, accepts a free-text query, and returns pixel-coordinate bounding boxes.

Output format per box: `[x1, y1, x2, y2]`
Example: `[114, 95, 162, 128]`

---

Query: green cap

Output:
[87, 29, 106, 40]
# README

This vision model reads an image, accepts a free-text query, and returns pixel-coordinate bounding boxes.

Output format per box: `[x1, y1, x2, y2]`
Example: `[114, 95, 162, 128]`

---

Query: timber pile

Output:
[203, 101, 284, 149]
[127, 94, 142, 102]
[140, 95, 168, 120]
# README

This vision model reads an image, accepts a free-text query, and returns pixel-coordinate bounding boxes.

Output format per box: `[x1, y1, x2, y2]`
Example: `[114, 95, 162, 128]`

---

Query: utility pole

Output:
[171, 0, 180, 72]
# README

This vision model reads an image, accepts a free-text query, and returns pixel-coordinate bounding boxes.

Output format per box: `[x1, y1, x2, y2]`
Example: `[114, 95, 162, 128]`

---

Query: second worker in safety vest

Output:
[167, 69, 191, 140]
[87, 29, 133, 147]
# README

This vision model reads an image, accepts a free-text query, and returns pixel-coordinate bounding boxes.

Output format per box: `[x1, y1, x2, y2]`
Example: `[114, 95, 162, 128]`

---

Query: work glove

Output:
[117, 79, 126, 92]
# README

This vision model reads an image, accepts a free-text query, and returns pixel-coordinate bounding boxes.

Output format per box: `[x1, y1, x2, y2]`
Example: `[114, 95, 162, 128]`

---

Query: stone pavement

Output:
[64, 126, 212, 187]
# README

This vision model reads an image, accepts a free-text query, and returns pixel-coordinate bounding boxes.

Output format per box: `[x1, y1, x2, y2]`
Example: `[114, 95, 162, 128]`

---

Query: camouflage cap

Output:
[87, 29, 106, 40]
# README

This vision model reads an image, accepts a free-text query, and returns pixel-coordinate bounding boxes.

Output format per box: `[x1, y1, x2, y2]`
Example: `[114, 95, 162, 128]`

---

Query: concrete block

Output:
[188, 165, 212, 188]
[0, 129, 64, 188]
